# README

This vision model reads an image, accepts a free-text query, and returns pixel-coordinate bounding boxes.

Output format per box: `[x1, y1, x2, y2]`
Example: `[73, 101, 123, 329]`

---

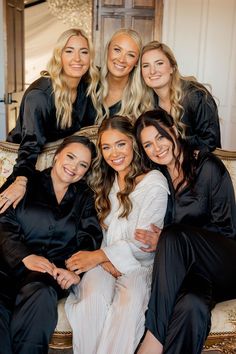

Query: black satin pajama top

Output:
[154, 81, 221, 151]
[7, 77, 95, 178]
[163, 152, 236, 239]
[0, 168, 103, 275]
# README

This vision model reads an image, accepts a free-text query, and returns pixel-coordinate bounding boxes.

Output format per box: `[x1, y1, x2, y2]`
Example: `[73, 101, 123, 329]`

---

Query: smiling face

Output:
[140, 125, 177, 170]
[107, 33, 140, 80]
[141, 48, 174, 92]
[61, 35, 90, 85]
[100, 128, 134, 178]
[52, 142, 92, 187]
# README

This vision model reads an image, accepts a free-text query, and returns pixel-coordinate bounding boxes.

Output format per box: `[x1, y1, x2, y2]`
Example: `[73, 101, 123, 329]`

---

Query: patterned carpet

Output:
[48, 348, 221, 354]
[48, 348, 72, 354]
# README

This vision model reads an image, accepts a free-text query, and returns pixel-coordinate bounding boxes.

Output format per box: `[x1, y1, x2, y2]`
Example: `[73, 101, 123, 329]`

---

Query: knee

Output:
[18, 282, 58, 309]
[177, 293, 209, 321]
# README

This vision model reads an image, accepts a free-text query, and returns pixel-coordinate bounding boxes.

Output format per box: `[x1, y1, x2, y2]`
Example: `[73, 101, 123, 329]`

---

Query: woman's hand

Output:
[101, 261, 122, 278]
[65, 250, 107, 275]
[135, 224, 162, 252]
[22, 254, 55, 276]
[53, 268, 81, 290]
[0, 176, 27, 213]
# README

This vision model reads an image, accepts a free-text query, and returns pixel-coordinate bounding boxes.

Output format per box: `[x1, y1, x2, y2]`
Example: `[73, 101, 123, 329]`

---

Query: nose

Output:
[150, 64, 157, 75]
[153, 140, 161, 152]
[118, 51, 126, 63]
[74, 51, 81, 62]
[110, 146, 119, 156]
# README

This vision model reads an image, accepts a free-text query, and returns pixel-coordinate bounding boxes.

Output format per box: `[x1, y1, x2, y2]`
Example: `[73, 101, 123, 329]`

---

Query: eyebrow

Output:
[101, 139, 127, 146]
[142, 133, 160, 145]
[67, 152, 89, 165]
[64, 46, 88, 50]
[112, 43, 138, 55]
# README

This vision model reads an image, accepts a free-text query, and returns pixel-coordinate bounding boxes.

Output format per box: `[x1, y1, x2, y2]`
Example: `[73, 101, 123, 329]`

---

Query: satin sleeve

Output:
[183, 89, 221, 151]
[0, 207, 32, 270]
[75, 191, 103, 252]
[203, 155, 236, 237]
[12, 89, 51, 178]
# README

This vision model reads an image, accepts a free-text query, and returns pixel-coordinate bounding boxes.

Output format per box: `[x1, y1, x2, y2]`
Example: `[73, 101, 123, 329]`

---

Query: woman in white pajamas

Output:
[65, 116, 169, 354]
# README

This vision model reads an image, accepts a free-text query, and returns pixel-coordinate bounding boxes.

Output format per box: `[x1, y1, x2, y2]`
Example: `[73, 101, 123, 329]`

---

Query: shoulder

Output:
[197, 152, 228, 179]
[182, 80, 216, 107]
[23, 77, 53, 106]
[137, 170, 169, 192]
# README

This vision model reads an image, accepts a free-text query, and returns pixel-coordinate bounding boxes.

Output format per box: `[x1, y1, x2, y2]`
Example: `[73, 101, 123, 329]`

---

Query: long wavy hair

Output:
[41, 28, 99, 129]
[95, 28, 151, 125]
[135, 109, 197, 194]
[90, 115, 144, 229]
[141, 41, 213, 137]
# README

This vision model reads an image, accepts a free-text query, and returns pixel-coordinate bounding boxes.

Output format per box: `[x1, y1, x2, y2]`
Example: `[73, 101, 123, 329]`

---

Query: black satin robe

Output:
[154, 81, 221, 151]
[145, 152, 236, 354]
[0, 168, 102, 353]
[7, 77, 95, 178]
[0, 167, 102, 285]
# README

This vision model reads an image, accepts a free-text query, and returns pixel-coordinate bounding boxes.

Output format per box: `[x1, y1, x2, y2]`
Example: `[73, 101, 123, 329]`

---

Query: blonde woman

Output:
[141, 40, 221, 151]
[65, 116, 169, 354]
[89, 28, 150, 124]
[0, 28, 99, 213]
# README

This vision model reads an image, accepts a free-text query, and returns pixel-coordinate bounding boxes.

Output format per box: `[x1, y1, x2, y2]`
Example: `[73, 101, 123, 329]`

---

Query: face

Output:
[141, 49, 173, 92]
[52, 142, 92, 186]
[61, 35, 90, 83]
[107, 33, 139, 79]
[140, 125, 177, 169]
[100, 129, 134, 178]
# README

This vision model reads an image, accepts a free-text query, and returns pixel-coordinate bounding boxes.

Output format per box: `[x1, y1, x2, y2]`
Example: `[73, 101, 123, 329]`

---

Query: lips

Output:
[111, 157, 125, 165]
[63, 167, 75, 177]
[114, 62, 126, 70]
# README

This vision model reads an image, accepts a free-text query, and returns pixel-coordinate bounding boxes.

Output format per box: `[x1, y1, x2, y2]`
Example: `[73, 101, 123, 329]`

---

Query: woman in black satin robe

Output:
[141, 41, 221, 152]
[0, 135, 102, 354]
[0, 28, 99, 213]
[134, 109, 236, 354]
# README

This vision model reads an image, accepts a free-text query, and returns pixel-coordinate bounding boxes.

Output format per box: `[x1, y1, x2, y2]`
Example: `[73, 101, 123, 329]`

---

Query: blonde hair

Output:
[89, 116, 143, 229]
[41, 28, 99, 129]
[95, 28, 150, 124]
[141, 41, 212, 137]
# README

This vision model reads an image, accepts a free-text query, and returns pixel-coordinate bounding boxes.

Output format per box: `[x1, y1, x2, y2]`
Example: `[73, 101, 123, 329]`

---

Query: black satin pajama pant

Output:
[146, 224, 236, 354]
[0, 271, 65, 354]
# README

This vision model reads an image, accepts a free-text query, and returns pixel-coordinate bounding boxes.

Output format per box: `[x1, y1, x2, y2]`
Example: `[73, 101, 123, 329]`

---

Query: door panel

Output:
[5, 0, 24, 133]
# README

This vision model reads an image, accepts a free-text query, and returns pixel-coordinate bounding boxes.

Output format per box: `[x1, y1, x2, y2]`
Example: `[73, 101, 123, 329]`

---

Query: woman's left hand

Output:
[65, 250, 107, 275]
[135, 224, 162, 252]
[53, 267, 80, 290]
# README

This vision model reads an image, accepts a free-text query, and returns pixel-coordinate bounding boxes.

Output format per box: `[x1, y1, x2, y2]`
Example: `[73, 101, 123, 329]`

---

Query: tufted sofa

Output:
[0, 125, 236, 353]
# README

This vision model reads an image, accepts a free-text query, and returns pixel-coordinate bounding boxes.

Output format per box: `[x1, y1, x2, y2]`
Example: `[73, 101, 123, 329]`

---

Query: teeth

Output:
[112, 157, 124, 164]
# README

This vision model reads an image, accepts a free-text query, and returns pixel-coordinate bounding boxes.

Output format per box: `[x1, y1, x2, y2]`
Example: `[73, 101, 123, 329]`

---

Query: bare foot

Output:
[137, 330, 163, 354]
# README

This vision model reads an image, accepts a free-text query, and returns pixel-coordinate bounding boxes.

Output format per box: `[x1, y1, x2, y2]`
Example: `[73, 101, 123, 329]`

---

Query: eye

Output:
[143, 143, 151, 149]
[102, 146, 109, 151]
[80, 163, 88, 169]
[128, 53, 136, 58]
[157, 135, 164, 141]
[142, 63, 149, 69]
[64, 49, 73, 54]
[157, 61, 164, 66]
[81, 49, 89, 55]
[66, 153, 74, 159]
[117, 142, 126, 148]
[114, 47, 121, 53]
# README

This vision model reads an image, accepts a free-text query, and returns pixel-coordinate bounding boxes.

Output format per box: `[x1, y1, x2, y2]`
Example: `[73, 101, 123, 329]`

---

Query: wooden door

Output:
[4, 0, 24, 133]
[93, 0, 163, 66]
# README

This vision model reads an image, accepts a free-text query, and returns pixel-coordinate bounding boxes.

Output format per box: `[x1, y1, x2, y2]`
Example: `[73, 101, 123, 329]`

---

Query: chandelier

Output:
[47, 0, 91, 34]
